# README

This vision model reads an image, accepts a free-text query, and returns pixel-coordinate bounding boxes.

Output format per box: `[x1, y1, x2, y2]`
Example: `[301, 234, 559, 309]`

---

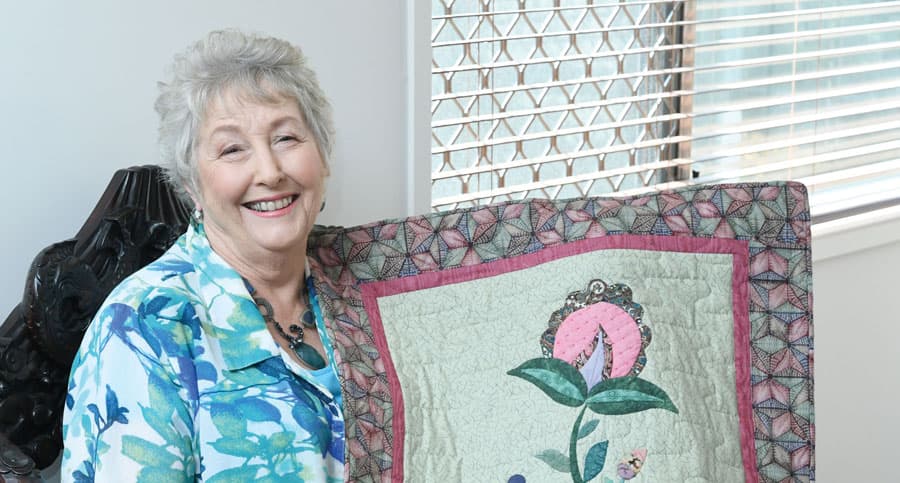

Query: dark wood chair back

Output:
[0, 166, 189, 481]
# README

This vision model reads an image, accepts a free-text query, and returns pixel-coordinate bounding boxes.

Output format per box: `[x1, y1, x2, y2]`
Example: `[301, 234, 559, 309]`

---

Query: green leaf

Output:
[205, 464, 265, 483]
[582, 440, 609, 482]
[140, 405, 179, 443]
[534, 449, 570, 473]
[136, 467, 189, 483]
[146, 372, 188, 426]
[267, 431, 295, 453]
[210, 437, 259, 458]
[508, 358, 588, 407]
[80, 414, 92, 438]
[234, 398, 281, 422]
[209, 403, 248, 439]
[121, 435, 179, 468]
[585, 376, 679, 415]
[577, 419, 600, 440]
[256, 474, 304, 483]
[96, 439, 110, 457]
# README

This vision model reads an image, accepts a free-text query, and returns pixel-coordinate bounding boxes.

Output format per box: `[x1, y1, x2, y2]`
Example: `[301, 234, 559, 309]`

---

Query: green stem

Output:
[569, 404, 588, 483]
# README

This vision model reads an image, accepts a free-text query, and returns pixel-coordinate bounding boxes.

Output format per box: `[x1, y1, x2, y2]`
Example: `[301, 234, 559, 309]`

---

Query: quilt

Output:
[306, 182, 814, 483]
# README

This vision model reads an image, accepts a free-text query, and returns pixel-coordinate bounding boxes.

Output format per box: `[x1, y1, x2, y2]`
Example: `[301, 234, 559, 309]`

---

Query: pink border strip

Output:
[360, 234, 756, 483]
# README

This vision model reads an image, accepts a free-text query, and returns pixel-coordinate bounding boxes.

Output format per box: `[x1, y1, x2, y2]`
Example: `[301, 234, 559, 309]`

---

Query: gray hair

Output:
[155, 29, 334, 206]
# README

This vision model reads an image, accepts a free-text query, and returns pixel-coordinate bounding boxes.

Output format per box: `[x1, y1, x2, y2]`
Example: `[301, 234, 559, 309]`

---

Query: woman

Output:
[62, 30, 344, 482]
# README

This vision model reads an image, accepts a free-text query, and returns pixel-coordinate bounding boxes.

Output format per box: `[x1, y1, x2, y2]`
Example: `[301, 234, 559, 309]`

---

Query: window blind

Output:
[687, 0, 900, 221]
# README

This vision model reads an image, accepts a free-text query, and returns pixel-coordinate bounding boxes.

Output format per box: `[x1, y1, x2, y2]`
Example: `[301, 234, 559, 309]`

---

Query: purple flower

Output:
[616, 449, 647, 480]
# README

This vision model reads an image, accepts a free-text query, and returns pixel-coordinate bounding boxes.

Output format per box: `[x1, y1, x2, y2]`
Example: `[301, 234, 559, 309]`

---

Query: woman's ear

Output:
[185, 184, 202, 211]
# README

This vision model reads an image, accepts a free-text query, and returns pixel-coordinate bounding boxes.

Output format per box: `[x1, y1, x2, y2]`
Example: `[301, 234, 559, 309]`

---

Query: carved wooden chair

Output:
[0, 166, 189, 482]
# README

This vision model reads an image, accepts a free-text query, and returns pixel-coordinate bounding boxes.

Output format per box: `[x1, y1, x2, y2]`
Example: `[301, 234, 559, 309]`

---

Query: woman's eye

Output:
[221, 145, 242, 156]
[275, 135, 299, 144]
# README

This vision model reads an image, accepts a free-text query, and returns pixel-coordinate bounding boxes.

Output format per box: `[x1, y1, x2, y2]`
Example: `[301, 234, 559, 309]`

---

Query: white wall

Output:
[813, 239, 900, 482]
[0, 0, 413, 315]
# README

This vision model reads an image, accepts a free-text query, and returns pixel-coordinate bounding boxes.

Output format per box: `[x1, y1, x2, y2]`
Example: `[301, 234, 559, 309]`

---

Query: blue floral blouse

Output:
[61, 223, 344, 482]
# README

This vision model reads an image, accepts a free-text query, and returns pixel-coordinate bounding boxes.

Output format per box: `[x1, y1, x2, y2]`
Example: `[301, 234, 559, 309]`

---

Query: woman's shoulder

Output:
[100, 243, 202, 322]
[80, 247, 205, 363]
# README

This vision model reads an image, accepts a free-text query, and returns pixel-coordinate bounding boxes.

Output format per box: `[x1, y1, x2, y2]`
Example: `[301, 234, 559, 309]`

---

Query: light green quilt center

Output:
[376, 248, 743, 482]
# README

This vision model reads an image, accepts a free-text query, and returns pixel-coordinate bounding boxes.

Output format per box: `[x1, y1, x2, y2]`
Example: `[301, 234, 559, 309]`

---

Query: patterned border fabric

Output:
[306, 182, 814, 483]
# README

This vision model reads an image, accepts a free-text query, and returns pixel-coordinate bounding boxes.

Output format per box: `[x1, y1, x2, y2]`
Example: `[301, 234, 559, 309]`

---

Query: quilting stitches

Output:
[307, 182, 814, 482]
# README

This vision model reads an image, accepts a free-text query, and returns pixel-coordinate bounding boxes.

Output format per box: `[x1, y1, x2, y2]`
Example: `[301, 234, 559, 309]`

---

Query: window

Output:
[430, 0, 900, 221]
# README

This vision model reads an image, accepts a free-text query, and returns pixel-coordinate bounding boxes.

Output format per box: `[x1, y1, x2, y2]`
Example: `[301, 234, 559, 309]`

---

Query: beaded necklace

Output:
[248, 278, 327, 370]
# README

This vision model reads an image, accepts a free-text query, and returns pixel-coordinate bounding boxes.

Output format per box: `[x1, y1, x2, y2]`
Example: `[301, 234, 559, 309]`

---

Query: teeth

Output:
[247, 196, 294, 212]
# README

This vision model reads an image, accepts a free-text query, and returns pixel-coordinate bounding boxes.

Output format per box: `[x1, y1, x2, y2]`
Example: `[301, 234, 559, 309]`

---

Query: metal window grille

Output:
[431, 0, 688, 211]
[431, 0, 900, 220]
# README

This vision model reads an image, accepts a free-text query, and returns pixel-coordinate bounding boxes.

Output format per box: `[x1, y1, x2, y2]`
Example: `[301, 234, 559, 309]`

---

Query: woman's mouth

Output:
[243, 195, 298, 213]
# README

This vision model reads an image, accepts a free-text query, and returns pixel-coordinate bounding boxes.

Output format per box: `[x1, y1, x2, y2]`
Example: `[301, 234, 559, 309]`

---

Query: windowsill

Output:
[811, 204, 900, 263]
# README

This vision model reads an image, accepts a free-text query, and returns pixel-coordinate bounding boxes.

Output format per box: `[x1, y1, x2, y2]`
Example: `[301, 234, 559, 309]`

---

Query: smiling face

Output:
[193, 91, 327, 264]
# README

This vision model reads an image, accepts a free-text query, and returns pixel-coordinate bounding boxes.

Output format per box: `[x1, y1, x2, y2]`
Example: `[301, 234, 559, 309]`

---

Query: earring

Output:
[191, 207, 203, 227]
[320, 199, 326, 212]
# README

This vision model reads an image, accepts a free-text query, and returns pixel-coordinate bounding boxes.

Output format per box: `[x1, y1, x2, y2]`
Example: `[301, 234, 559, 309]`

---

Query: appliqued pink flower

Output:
[540, 279, 650, 388]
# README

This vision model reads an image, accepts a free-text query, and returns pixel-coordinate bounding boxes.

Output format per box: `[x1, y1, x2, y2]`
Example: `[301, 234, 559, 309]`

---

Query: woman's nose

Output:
[254, 146, 285, 186]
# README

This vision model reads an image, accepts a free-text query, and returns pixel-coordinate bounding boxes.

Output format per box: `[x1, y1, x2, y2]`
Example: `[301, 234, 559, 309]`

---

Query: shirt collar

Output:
[182, 222, 281, 371]
[180, 223, 336, 402]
